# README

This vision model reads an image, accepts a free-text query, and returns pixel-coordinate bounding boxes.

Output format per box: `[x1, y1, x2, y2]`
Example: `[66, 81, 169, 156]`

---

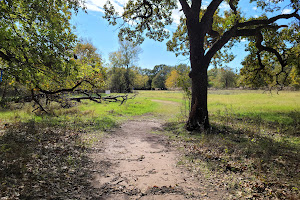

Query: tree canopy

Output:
[0, 0, 84, 91]
[239, 23, 300, 89]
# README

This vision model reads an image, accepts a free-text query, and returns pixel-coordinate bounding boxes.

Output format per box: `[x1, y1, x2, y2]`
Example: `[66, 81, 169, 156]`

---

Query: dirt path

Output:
[151, 99, 180, 106]
[89, 120, 226, 199]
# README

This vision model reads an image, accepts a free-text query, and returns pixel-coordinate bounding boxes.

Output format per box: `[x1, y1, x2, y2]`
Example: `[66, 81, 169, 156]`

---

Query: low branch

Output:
[36, 80, 96, 95]
[68, 94, 133, 105]
[31, 89, 48, 114]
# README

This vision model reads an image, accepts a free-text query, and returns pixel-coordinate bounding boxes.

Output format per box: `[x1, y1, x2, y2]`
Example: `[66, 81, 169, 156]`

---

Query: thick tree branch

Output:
[235, 29, 256, 37]
[191, 0, 201, 15]
[207, 29, 220, 38]
[255, 31, 287, 68]
[205, 11, 298, 67]
[229, 0, 237, 15]
[238, 12, 300, 28]
[205, 25, 237, 62]
[201, 0, 223, 32]
[179, 0, 191, 17]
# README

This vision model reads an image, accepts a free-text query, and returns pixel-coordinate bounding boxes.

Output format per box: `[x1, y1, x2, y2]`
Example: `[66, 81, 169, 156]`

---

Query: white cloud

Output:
[172, 9, 182, 26]
[171, 1, 183, 26]
[84, 0, 106, 13]
[85, 0, 184, 26]
[252, 7, 257, 11]
[219, 2, 230, 11]
[84, 0, 126, 14]
[282, 8, 292, 14]
[202, 0, 209, 9]
[111, 0, 130, 14]
[85, 3, 103, 12]
[201, 5, 208, 9]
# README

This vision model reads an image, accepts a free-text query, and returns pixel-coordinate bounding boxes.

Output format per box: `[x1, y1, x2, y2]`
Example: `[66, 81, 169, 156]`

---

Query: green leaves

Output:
[103, 0, 177, 44]
[240, 23, 300, 89]
[0, 0, 82, 90]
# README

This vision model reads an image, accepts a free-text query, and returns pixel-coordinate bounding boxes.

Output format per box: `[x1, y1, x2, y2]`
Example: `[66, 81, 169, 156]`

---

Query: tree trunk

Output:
[0, 82, 8, 108]
[184, 14, 211, 131]
[124, 66, 131, 93]
[186, 64, 210, 131]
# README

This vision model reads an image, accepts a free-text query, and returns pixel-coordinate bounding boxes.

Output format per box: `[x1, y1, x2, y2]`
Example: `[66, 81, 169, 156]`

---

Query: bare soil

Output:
[89, 120, 228, 199]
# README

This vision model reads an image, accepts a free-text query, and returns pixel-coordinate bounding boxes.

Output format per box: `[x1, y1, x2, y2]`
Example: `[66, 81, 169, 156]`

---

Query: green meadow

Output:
[137, 90, 300, 127]
[1, 90, 299, 128]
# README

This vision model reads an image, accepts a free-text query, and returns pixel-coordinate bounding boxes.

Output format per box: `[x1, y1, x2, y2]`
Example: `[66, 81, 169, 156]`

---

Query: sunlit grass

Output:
[0, 90, 299, 129]
[78, 96, 158, 120]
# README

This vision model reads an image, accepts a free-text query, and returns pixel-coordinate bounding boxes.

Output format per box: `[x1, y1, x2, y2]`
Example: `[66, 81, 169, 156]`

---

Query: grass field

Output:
[138, 90, 300, 127]
[0, 90, 299, 133]
[0, 90, 299, 199]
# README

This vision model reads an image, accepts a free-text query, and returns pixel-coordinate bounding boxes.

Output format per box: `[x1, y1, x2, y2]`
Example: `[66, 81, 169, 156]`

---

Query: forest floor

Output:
[89, 119, 228, 200]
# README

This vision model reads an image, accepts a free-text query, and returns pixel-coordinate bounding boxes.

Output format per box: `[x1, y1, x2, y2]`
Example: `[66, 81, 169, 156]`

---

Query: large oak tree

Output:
[103, 0, 299, 131]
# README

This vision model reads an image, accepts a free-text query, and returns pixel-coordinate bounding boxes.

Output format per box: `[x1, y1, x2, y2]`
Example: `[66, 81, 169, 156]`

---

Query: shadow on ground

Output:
[164, 118, 300, 199]
[0, 120, 101, 199]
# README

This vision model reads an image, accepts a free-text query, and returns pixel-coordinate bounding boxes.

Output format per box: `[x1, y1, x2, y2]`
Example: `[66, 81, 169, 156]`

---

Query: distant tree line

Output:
[104, 40, 299, 92]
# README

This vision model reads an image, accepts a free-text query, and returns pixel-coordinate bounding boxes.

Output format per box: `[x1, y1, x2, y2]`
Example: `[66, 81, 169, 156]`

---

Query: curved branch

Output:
[206, 22, 292, 66]
[132, 0, 153, 20]
[201, 0, 224, 32]
[238, 12, 300, 28]
[255, 31, 287, 68]
[205, 25, 238, 62]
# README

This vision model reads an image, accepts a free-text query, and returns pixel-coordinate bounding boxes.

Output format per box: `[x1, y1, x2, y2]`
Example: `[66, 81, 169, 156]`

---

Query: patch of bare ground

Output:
[89, 120, 229, 199]
[151, 99, 180, 106]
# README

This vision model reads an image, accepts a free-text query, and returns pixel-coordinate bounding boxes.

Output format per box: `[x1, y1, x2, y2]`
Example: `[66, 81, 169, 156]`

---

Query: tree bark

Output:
[186, 61, 210, 131]
[125, 65, 131, 93]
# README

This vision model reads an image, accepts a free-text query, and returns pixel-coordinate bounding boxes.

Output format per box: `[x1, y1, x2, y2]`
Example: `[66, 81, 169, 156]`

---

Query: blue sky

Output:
[71, 0, 294, 70]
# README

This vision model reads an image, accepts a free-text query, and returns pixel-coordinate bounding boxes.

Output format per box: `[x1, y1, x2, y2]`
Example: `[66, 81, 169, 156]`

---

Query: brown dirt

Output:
[89, 120, 227, 199]
[151, 99, 180, 106]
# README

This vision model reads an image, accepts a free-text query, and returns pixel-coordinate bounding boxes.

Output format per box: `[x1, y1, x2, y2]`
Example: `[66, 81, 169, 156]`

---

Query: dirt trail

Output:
[151, 99, 180, 106]
[89, 120, 226, 199]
